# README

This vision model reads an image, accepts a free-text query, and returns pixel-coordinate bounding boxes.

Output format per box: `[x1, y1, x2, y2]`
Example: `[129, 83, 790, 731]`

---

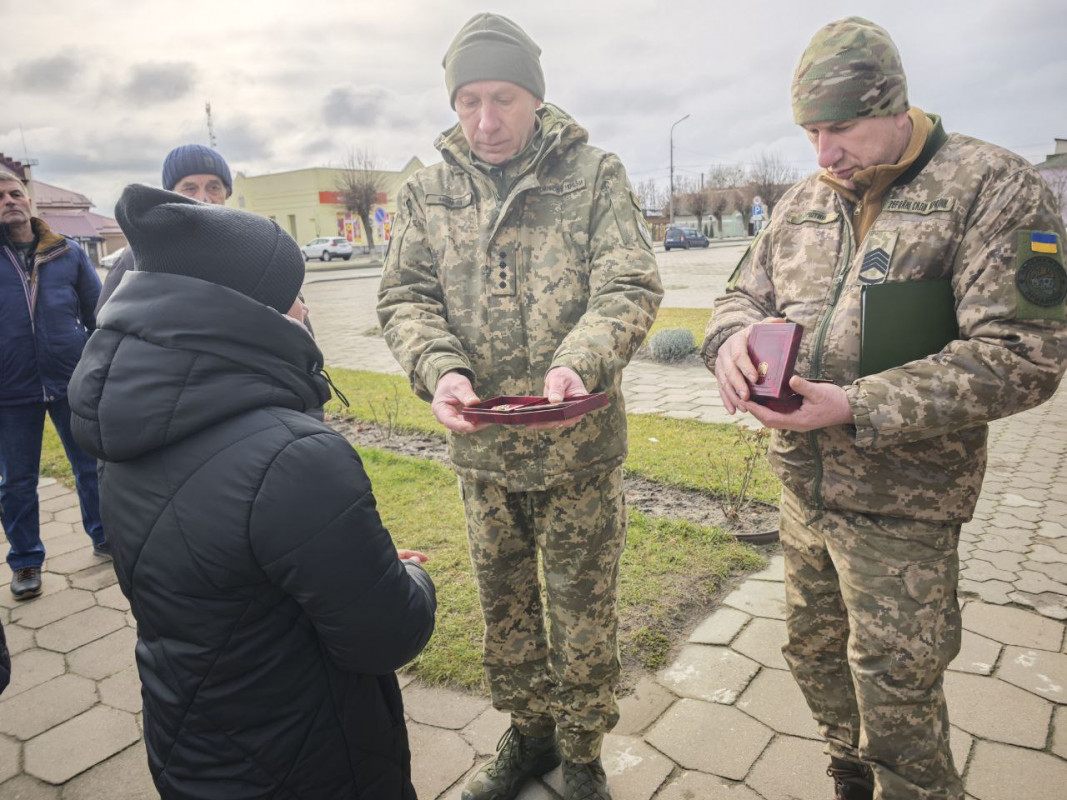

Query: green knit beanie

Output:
[443, 12, 545, 108]
[792, 17, 909, 125]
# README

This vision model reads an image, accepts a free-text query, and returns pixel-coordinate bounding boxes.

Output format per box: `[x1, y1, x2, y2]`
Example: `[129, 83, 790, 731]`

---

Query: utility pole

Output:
[669, 114, 690, 225]
[205, 102, 217, 148]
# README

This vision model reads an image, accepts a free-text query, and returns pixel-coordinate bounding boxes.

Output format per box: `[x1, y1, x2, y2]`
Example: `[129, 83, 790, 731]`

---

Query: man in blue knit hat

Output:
[97, 144, 232, 310]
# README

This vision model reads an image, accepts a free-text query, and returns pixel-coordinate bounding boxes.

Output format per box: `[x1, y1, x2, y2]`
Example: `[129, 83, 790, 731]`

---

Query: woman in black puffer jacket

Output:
[69, 185, 436, 800]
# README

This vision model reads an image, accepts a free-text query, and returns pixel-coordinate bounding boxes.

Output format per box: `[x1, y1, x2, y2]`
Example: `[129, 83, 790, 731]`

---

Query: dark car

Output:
[663, 227, 710, 251]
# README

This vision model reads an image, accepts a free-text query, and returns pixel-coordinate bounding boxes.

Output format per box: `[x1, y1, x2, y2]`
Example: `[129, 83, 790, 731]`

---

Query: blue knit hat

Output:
[161, 144, 232, 196]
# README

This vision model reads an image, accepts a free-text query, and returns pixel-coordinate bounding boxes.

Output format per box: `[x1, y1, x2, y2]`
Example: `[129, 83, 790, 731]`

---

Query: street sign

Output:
[374, 207, 387, 224]
[752, 204, 764, 219]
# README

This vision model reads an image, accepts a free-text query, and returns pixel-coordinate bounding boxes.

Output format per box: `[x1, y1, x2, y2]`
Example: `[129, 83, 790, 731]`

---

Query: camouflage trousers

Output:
[779, 489, 964, 800]
[460, 467, 626, 762]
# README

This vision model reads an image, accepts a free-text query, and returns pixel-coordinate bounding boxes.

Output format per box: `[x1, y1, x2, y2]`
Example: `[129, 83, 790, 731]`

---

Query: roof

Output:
[40, 212, 104, 241]
[1037, 153, 1067, 170]
[30, 179, 92, 209]
[85, 211, 123, 235]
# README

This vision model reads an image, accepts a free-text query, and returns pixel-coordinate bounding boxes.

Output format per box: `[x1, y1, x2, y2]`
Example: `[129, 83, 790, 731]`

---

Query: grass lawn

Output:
[645, 307, 712, 347]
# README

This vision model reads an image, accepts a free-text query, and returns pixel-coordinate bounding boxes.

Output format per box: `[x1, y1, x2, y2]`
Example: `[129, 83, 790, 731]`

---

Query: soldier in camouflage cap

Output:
[703, 16, 1067, 800]
[378, 12, 662, 800]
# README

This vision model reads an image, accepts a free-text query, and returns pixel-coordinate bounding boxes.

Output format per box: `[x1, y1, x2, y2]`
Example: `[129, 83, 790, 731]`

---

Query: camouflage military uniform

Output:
[378, 103, 662, 761]
[703, 116, 1067, 798]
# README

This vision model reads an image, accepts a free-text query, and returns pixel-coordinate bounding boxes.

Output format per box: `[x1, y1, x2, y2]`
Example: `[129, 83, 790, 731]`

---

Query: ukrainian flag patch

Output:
[1031, 232, 1059, 254]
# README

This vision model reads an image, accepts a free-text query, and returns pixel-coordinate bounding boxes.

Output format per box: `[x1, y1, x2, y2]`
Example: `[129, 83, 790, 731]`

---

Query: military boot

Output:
[827, 757, 874, 800]
[461, 726, 560, 800]
[562, 758, 612, 800]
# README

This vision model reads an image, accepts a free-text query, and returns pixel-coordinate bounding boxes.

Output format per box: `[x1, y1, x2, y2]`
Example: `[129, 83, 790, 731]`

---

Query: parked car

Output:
[663, 227, 710, 251]
[100, 246, 126, 269]
[301, 237, 353, 262]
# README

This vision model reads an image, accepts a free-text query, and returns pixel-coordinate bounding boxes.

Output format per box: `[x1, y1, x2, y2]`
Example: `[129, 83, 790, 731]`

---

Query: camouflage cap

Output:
[792, 17, 909, 125]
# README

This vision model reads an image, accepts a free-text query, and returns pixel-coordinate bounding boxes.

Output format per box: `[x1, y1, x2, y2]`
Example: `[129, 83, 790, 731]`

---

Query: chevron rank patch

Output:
[858, 230, 898, 285]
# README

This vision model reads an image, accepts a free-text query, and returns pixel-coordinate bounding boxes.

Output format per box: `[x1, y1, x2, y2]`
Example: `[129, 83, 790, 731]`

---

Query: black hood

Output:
[69, 270, 331, 462]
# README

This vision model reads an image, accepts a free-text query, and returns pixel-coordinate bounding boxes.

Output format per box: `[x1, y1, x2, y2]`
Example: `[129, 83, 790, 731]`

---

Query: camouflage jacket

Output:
[703, 117, 1067, 523]
[378, 104, 662, 491]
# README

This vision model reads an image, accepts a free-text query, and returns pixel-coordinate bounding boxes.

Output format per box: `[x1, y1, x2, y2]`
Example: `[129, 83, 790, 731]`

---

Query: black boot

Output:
[10, 566, 42, 600]
[562, 758, 612, 800]
[827, 757, 874, 800]
[461, 726, 560, 800]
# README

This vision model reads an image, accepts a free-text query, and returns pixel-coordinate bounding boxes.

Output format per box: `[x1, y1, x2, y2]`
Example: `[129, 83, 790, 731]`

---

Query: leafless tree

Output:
[1040, 168, 1067, 223]
[635, 178, 667, 216]
[747, 153, 799, 217]
[706, 165, 746, 236]
[685, 187, 710, 230]
[733, 185, 754, 232]
[335, 148, 384, 250]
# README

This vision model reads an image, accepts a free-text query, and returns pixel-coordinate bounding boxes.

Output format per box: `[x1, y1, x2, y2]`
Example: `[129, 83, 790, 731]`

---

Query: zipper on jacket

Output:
[807, 195, 853, 509]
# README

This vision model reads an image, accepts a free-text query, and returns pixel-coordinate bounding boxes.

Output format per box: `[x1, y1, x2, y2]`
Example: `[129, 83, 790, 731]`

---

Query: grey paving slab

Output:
[0, 773, 61, 799]
[1024, 560, 1067, 583]
[4, 623, 34, 656]
[996, 646, 1067, 703]
[735, 669, 820, 740]
[961, 601, 1065, 650]
[59, 742, 158, 800]
[8, 589, 93, 629]
[92, 584, 129, 612]
[948, 629, 1001, 676]
[403, 684, 489, 730]
[5, 649, 65, 699]
[407, 722, 475, 800]
[687, 607, 750, 646]
[68, 563, 119, 592]
[656, 645, 759, 704]
[35, 607, 126, 654]
[39, 494, 80, 513]
[45, 548, 105, 576]
[67, 626, 137, 681]
[656, 772, 762, 800]
[747, 555, 784, 582]
[0, 735, 19, 783]
[958, 578, 1014, 605]
[98, 667, 143, 714]
[51, 507, 87, 526]
[41, 533, 96, 559]
[23, 706, 139, 785]
[457, 706, 510, 757]
[646, 699, 772, 780]
[38, 521, 75, 543]
[943, 671, 1052, 748]
[722, 580, 786, 620]
[744, 734, 828, 800]
[0, 674, 98, 741]
[1052, 705, 1067, 760]
[614, 677, 676, 736]
[951, 727, 974, 775]
[730, 617, 789, 671]
[1009, 590, 1067, 620]
[965, 740, 1067, 800]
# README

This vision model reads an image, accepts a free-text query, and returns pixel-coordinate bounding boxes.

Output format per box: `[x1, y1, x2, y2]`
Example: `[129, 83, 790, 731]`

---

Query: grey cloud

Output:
[13, 55, 78, 91]
[322, 85, 389, 126]
[214, 119, 272, 164]
[123, 62, 197, 105]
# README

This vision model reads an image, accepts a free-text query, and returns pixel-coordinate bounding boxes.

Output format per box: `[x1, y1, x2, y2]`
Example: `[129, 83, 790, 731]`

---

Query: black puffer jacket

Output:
[69, 271, 436, 800]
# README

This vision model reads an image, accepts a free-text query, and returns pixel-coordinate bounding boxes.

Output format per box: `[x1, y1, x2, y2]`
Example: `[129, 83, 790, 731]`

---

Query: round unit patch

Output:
[1016, 256, 1067, 308]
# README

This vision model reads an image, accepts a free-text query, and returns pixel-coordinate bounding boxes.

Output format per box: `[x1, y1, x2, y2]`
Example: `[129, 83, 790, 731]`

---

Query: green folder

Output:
[859, 279, 959, 377]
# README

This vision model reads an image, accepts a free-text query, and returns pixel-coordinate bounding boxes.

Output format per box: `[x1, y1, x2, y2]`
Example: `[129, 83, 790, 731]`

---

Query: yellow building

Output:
[228, 157, 425, 250]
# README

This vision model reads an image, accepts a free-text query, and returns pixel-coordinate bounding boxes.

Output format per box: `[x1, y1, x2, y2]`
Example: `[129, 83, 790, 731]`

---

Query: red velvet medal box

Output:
[460, 393, 608, 425]
[747, 322, 804, 413]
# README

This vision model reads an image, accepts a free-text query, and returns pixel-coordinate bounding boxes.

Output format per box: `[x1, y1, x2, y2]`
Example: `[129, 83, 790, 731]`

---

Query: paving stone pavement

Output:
[5, 247, 1064, 797]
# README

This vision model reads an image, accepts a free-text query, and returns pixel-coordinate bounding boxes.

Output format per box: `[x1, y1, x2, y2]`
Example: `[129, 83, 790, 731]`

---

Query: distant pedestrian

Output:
[0, 168, 107, 601]
[70, 184, 437, 799]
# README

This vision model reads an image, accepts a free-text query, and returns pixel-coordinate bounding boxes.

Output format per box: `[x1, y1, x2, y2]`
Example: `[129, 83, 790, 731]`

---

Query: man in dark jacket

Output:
[96, 143, 233, 312]
[0, 169, 107, 600]
[69, 184, 437, 800]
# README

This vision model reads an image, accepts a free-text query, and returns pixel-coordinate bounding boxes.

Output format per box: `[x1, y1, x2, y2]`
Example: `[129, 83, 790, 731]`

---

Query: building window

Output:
[287, 214, 297, 238]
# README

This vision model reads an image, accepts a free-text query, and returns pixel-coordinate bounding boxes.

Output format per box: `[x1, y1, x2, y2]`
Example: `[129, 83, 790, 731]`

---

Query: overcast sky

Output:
[3, 0, 1065, 217]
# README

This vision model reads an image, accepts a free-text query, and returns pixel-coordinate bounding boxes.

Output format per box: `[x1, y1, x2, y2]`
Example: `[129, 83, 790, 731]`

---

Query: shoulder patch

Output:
[882, 197, 956, 215]
[1015, 230, 1067, 321]
[787, 209, 840, 225]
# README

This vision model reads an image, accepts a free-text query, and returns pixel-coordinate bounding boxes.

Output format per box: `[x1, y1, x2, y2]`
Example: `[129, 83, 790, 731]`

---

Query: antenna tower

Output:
[205, 102, 217, 148]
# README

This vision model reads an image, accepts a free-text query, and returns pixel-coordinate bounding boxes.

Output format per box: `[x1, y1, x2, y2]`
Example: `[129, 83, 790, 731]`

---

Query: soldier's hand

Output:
[744, 376, 854, 432]
[397, 549, 428, 564]
[432, 372, 489, 434]
[525, 367, 588, 430]
[714, 318, 785, 414]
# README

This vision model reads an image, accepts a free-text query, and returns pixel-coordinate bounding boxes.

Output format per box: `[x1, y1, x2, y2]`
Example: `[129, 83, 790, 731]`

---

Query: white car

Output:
[100, 246, 126, 269]
[301, 237, 353, 262]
